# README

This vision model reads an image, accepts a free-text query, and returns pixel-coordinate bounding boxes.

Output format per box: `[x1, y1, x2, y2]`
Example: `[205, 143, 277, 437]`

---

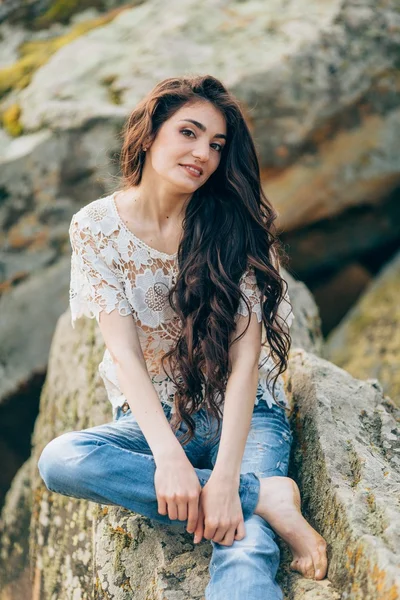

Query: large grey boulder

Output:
[285, 349, 400, 599]
[13, 0, 400, 230]
[0, 257, 70, 404]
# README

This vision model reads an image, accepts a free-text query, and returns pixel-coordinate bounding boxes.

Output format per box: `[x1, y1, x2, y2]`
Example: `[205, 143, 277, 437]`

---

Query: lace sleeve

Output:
[236, 264, 263, 323]
[236, 263, 295, 330]
[68, 213, 132, 329]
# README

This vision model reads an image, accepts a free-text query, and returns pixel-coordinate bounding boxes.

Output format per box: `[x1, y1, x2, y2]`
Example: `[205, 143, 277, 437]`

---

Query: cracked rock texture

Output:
[285, 349, 400, 599]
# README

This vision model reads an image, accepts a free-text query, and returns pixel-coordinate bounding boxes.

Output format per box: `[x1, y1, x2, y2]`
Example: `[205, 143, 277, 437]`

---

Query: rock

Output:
[267, 108, 400, 231]
[0, 247, 57, 289]
[0, 436, 26, 514]
[10, 0, 400, 232]
[324, 248, 400, 407]
[0, 457, 32, 600]
[311, 263, 372, 335]
[280, 269, 324, 357]
[285, 349, 400, 599]
[0, 121, 123, 243]
[0, 116, 124, 300]
[0, 0, 141, 28]
[0, 22, 27, 68]
[279, 190, 400, 280]
[0, 256, 70, 404]
[6, 274, 398, 598]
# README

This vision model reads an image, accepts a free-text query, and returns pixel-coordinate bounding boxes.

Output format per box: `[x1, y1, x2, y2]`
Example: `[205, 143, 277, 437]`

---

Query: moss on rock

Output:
[0, 5, 129, 101]
[2, 103, 23, 136]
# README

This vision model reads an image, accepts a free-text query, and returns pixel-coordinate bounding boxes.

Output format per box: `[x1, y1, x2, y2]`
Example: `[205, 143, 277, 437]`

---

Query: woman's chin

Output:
[171, 175, 202, 192]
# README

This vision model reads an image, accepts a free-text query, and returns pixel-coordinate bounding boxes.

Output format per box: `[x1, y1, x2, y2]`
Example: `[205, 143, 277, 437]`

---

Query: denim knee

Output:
[37, 432, 78, 493]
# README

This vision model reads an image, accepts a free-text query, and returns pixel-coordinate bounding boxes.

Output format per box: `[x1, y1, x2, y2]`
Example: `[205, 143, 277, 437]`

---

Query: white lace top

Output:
[68, 192, 295, 420]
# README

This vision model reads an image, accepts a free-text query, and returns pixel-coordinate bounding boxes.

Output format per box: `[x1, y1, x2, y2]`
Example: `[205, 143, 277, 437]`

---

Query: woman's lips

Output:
[180, 165, 202, 178]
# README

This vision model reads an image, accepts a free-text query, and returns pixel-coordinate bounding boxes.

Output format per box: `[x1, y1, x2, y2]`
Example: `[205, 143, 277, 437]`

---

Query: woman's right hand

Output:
[154, 453, 202, 534]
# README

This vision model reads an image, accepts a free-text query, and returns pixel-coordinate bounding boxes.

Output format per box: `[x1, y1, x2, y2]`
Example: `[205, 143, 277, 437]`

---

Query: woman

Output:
[38, 74, 327, 599]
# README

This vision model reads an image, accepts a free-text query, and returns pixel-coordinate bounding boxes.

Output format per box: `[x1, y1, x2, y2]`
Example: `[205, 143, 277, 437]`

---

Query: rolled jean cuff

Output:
[239, 472, 260, 521]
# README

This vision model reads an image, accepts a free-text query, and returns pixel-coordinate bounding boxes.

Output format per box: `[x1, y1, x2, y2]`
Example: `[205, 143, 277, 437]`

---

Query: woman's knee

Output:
[37, 432, 83, 491]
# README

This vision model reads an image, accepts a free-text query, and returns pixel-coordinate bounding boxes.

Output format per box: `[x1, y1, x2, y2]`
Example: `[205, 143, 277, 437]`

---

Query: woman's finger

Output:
[186, 497, 199, 533]
[203, 520, 219, 541]
[216, 526, 236, 546]
[157, 497, 168, 516]
[211, 525, 230, 544]
[193, 503, 205, 543]
[177, 501, 188, 521]
[234, 520, 246, 541]
[167, 501, 178, 521]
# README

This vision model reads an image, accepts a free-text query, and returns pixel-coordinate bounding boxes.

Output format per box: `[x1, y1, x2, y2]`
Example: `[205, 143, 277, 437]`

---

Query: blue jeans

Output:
[38, 388, 293, 599]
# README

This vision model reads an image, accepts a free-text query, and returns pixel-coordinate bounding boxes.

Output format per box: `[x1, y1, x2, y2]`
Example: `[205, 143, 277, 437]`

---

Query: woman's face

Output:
[144, 100, 227, 192]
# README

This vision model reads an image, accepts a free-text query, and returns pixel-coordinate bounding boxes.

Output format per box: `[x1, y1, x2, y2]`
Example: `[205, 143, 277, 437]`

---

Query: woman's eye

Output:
[181, 128, 195, 138]
[181, 129, 223, 152]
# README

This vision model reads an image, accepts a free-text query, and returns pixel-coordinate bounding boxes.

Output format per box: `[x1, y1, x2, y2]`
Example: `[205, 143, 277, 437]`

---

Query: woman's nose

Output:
[192, 144, 209, 161]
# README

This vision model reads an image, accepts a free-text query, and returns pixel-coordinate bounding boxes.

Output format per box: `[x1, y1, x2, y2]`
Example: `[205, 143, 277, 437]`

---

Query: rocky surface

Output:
[0, 0, 138, 28]
[0, 457, 32, 600]
[285, 349, 400, 599]
[0, 256, 70, 403]
[324, 248, 400, 407]
[11, 0, 400, 230]
[4, 275, 399, 599]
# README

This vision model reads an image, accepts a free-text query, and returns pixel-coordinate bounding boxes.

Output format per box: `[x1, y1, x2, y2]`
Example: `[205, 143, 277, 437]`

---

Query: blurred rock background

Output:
[0, 0, 399, 597]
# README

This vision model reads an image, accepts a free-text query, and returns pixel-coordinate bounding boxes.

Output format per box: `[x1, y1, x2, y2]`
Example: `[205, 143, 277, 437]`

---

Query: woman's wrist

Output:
[210, 463, 241, 486]
[152, 441, 188, 467]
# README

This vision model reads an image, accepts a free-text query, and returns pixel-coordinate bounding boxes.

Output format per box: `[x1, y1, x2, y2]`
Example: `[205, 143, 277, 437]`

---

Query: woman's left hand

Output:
[192, 474, 246, 546]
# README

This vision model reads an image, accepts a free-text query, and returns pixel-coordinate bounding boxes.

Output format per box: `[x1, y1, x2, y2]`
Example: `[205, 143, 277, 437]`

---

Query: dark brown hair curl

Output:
[118, 74, 292, 445]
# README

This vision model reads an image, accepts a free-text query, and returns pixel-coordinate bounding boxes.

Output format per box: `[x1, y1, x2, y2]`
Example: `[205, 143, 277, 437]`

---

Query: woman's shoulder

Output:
[68, 193, 124, 265]
[71, 194, 112, 230]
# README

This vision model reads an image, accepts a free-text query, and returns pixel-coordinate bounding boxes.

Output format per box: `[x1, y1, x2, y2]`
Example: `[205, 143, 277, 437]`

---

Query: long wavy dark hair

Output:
[117, 74, 292, 445]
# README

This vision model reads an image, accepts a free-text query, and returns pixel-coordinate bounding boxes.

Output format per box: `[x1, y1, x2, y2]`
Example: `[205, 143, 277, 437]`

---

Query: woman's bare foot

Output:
[254, 476, 328, 580]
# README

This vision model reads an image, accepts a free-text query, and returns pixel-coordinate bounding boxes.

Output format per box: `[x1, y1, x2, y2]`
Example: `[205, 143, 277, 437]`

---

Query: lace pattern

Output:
[68, 193, 295, 418]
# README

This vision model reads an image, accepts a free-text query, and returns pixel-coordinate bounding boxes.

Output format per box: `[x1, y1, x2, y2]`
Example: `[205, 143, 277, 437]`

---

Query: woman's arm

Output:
[210, 308, 262, 478]
[98, 309, 202, 529]
[211, 362, 259, 482]
[195, 310, 262, 545]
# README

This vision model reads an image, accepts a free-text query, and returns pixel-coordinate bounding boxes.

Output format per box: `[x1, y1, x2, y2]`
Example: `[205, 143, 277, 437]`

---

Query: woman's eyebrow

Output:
[178, 119, 227, 140]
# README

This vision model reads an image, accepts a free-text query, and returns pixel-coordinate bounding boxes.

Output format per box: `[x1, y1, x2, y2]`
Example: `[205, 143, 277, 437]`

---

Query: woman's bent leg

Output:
[205, 400, 293, 600]
[37, 404, 260, 526]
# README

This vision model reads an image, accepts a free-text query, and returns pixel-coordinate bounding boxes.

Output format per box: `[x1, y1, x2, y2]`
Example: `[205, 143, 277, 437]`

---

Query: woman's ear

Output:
[142, 137, 153, 152]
